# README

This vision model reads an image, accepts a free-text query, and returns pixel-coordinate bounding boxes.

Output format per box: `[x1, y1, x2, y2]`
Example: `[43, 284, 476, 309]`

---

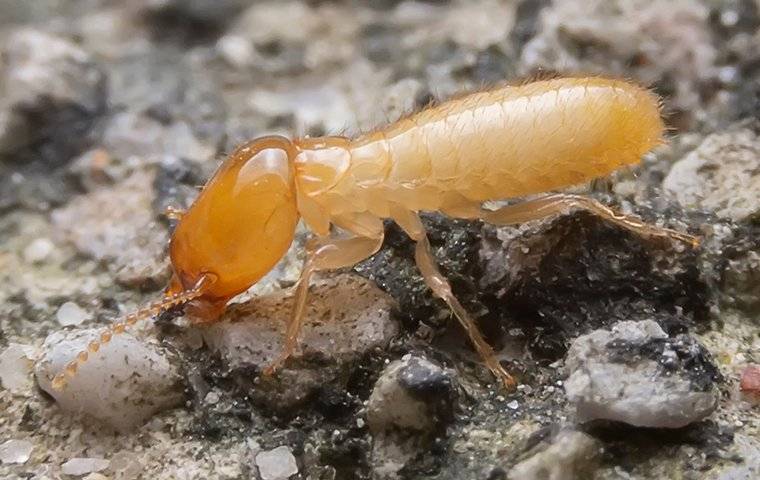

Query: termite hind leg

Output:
[263, 220, 385, 376]
[481, 193, 698, 247]
[390, 205, 516, 390]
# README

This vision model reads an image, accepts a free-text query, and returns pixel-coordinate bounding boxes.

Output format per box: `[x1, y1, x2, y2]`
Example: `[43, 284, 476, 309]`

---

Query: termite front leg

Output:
[264, 216, 385, 375]
[390, 205, 517, 390]
[481, 193, 698, 246]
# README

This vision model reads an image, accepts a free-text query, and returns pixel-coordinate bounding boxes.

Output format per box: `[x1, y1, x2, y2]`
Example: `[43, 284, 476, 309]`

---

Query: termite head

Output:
[168, 135, 300, 317]
[51, 136, 300, 391]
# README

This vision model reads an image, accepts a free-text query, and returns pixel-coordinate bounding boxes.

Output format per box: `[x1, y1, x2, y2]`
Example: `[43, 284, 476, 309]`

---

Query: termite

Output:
[52, 77, 697, 392]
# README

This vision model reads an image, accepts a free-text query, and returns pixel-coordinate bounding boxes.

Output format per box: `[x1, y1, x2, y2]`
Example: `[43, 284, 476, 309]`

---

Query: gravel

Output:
[1, 0, 759, 479]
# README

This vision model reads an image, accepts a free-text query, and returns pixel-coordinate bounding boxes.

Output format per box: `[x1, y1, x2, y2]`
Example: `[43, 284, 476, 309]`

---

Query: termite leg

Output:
[390, 205, 517, 390]
[481, 193, 698, 246]
[263, 216, 385, 375]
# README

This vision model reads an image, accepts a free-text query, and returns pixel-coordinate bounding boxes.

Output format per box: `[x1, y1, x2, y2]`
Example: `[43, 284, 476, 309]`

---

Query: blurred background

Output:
[1, 1, 759, 479]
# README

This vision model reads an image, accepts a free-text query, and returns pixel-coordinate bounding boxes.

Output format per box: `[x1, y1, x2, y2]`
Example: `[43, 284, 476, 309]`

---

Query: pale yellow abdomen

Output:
[375, 77, 664, 204]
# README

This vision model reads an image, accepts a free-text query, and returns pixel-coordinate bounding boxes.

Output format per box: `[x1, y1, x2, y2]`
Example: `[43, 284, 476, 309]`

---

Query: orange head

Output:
[167, 135, 300, 316]
[51, 136, 300, 391]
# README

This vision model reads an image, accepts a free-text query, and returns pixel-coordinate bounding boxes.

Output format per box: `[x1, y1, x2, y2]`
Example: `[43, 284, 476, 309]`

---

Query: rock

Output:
[51, 170, 170, 288]
[61, 457, 110, 476]
[0, 28, 106, 208]
[201, 274, 398, 412]
[367, 355, 457, 480]
[22, 237, 54, 263]
[564, 320, 720, 428]
[663, 127, 760, 221]
[100, 112, 215, 164]
[56, 302, 91, 327]
[35, 329, 184, 431]
[0, 28, 105, 153]
[508, 430, 602, 480]
[367, 355, 456, 434]
[0, 344, 36, 394]
[479, 210, 705, 361]
[0, 439, 33, 465]
[255, 446, 299, 480]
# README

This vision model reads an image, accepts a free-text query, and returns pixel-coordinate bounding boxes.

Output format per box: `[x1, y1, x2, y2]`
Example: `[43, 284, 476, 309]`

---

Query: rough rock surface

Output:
[564, 320, 720, 428]
[664, 125, 760, 221]
[367, 355, 457, 479]
[507, 429, 602, 480]
[200, 274, 398, 412]
[35, 329, 184, 431]
[1, 0, 759, 479]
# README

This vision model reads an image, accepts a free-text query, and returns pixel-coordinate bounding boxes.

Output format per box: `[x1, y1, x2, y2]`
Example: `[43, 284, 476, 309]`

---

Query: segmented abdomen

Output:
[349, 77, 663, 211]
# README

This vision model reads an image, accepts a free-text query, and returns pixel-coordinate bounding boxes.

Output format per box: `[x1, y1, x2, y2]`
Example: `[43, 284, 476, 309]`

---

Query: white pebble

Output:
[0, 439, 33, 464]
[23, 237, 55, 263]
[56, 301, 91, 326]
[507, 400, 519, 410]
[255, 446, 298, 480]
[35, 329, 184, 431]
[0, 344, 35, 393]
[61, 457, 110, 476]
[217, 35, 254, 68]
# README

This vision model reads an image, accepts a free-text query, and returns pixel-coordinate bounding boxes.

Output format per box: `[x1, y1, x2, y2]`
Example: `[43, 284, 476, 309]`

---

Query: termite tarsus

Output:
[52, 77, 697, 391]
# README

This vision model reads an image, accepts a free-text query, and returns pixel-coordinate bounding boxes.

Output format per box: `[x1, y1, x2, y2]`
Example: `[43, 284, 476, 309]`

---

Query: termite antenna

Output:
[51, 276, 210, 391]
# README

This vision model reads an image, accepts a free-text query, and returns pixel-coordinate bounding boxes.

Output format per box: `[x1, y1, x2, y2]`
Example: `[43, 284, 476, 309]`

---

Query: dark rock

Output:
[480, 209, 707, 361]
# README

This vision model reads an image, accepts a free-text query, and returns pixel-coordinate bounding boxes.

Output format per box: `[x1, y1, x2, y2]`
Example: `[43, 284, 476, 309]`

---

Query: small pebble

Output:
[61, 457, 110, 476]
[23, 237, 54, 263]
[740, 364, 760, 399]
[35, 329, 184, 431]
[0, 343, 35, 393]
[56, 302, 91, 326]
[255, 446, 298, 480]
[0, 439, 33, 464]
[506, 400, 519, 410]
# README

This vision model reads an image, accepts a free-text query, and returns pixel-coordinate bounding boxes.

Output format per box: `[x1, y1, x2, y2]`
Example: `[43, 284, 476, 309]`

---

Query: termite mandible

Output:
[52, 77, 697, 391]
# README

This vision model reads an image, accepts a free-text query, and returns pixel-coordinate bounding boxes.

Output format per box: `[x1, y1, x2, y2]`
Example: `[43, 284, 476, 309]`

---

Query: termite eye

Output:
[237, 148, 292, 186]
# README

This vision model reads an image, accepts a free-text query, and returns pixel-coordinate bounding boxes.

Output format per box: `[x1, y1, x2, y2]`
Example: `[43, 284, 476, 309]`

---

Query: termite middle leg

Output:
[264, 214, 385, 375]
[390, 205, 516, 390]
[481, 193, 697, 246]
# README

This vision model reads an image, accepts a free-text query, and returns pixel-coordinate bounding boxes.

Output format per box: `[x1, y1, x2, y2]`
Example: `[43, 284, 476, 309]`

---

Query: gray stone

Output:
[508, 430, 602, 480]
[367, 355, 457, 480]
[367, 355, 455, 434]
[564, 320, 719, 428]
[255, 446, 299, 480]
[0, 439, 33, 465]
[0, 344, 36, 394]
[201, 274, 398, 411]
[35, 328, 184, 431]
[51, 170, 170, 288]
[664, 127, 760, 221]
[61, 457, 110, 477]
